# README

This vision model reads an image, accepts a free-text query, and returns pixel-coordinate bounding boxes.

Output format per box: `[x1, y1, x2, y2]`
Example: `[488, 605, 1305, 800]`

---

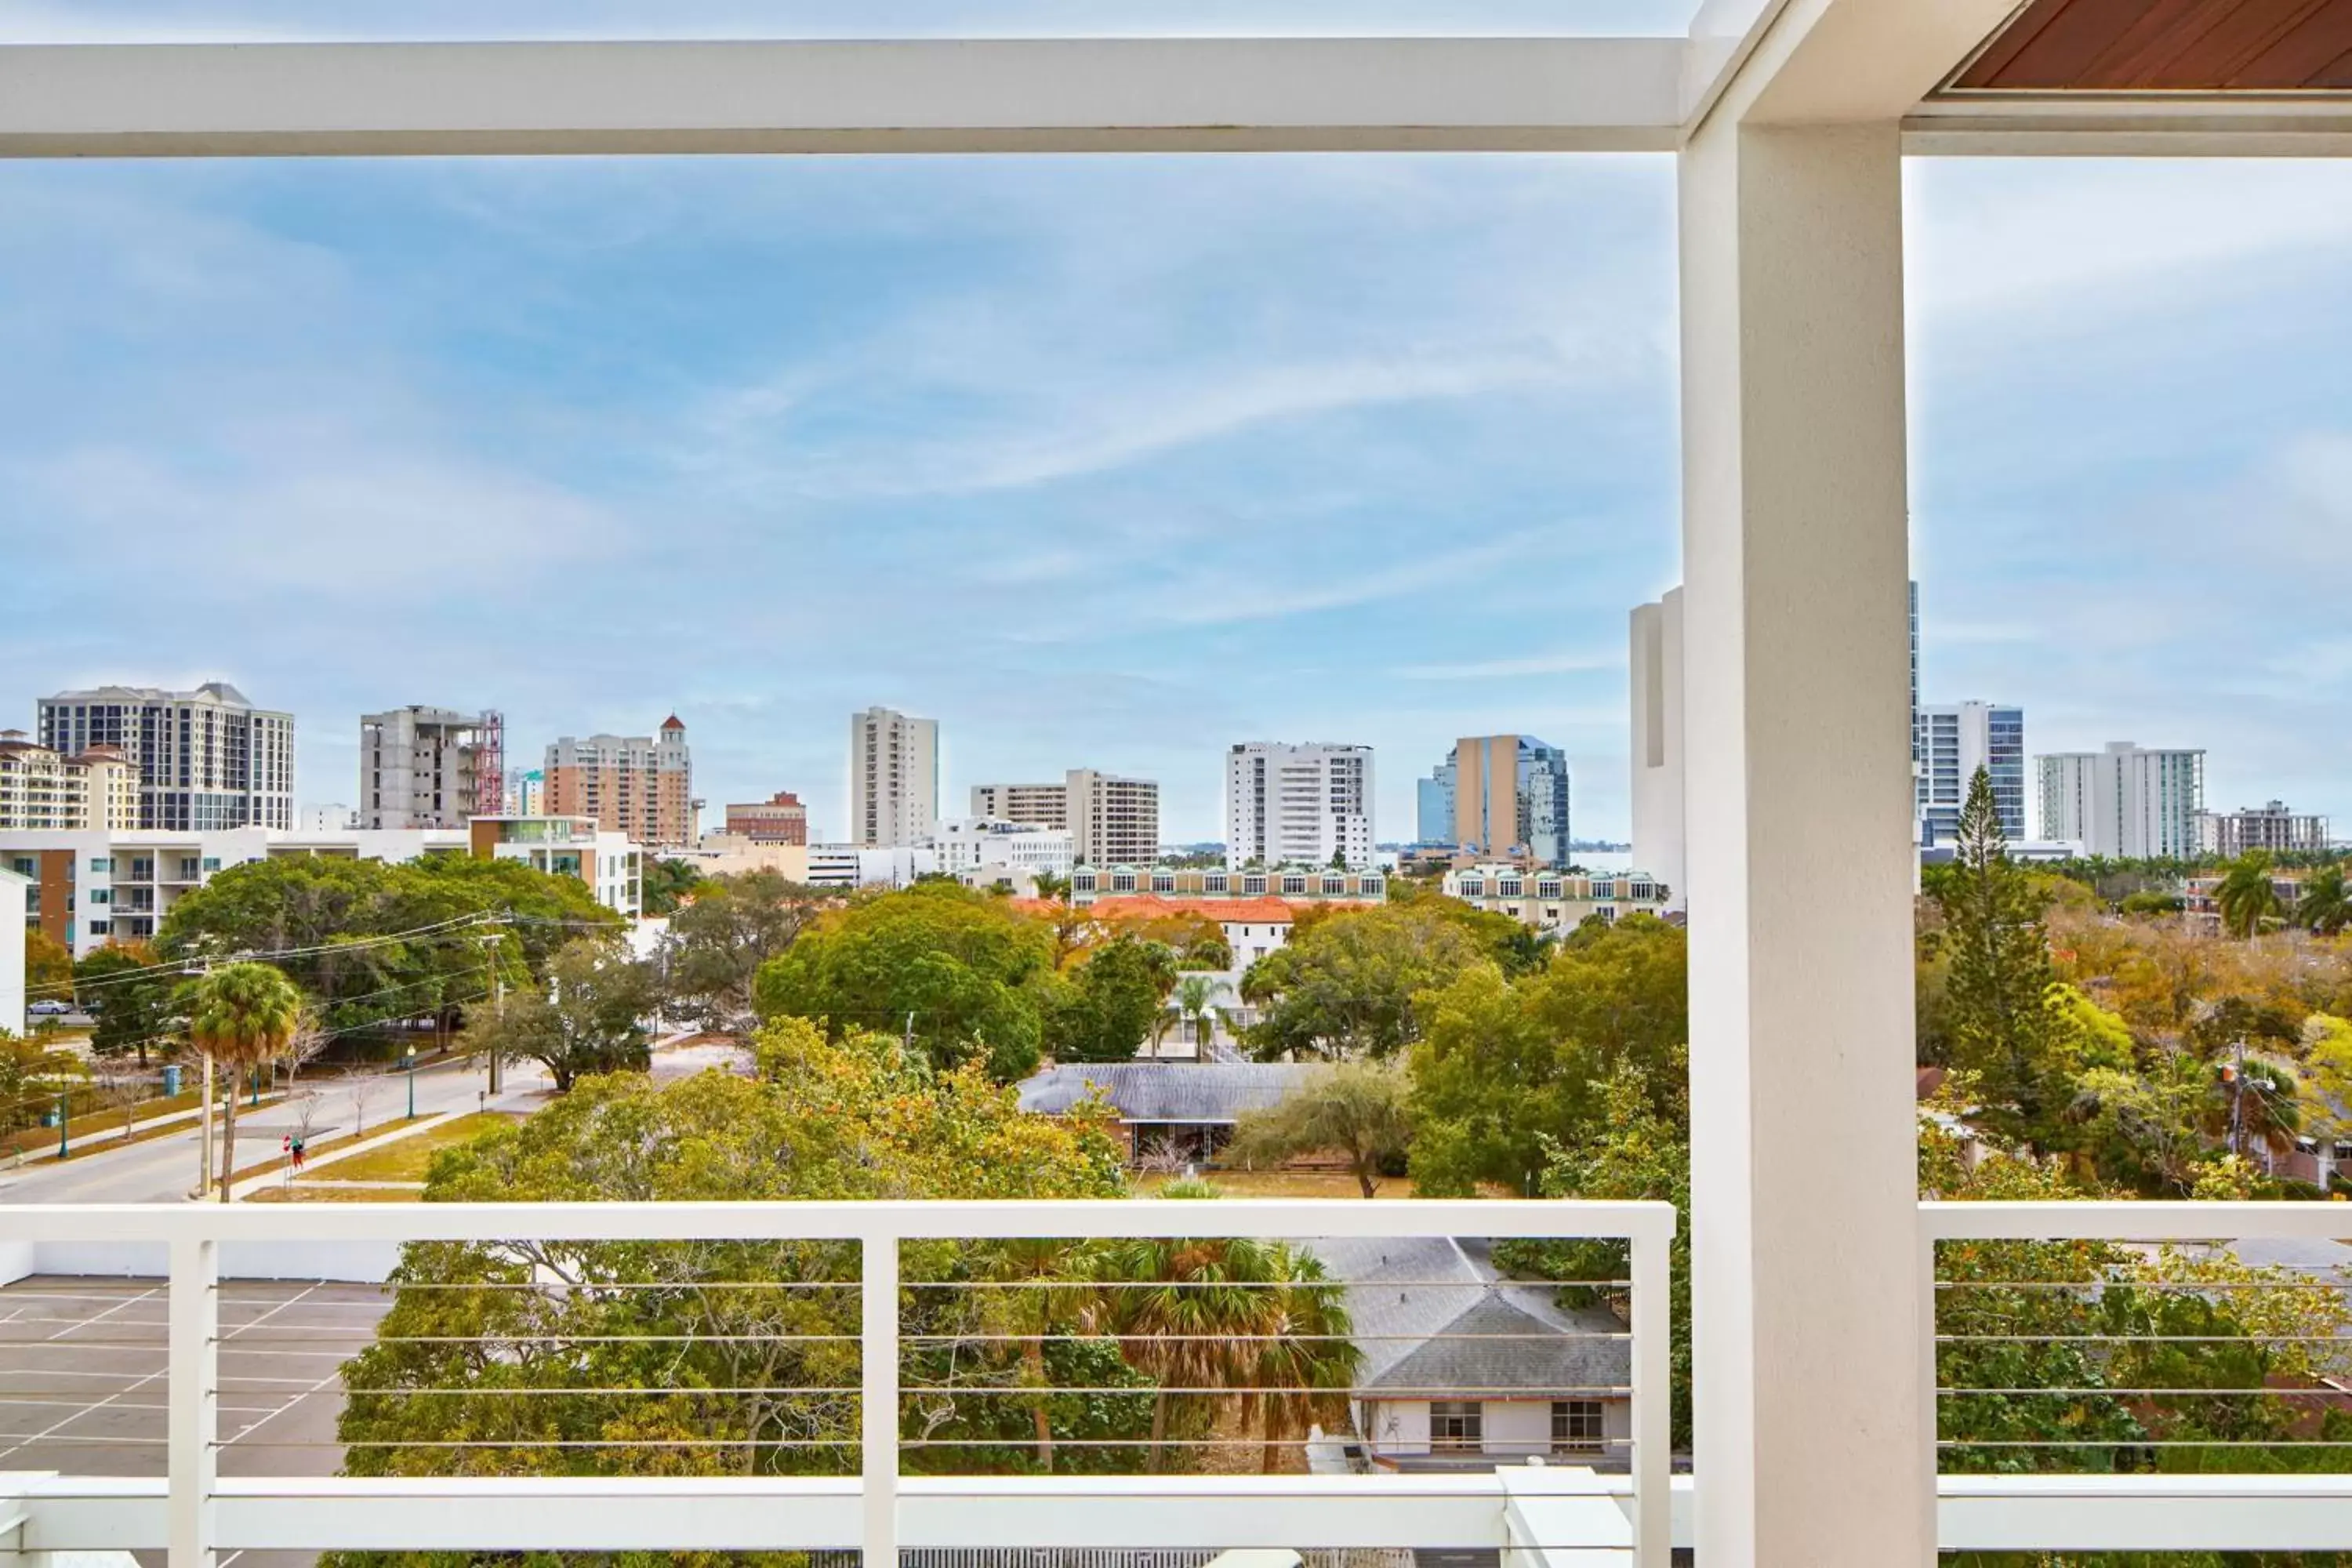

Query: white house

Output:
[1310, 1236, 1633, 1472]
[0, 866, 28, 1036]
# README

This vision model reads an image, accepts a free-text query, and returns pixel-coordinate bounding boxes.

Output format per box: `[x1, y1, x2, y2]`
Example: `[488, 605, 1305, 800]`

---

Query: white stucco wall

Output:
[0, 866, 27, 1037]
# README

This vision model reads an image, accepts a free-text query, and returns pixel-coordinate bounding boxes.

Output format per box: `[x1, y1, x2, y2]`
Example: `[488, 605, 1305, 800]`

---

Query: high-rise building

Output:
[0, 731, 136, 831]
[358, 706, 504, 830]
[725, 791, 809, 846]
[1629, 590, 1686, 907]
[1225, 742, 1374, 870]
[1416, 735, 1572, 867]
[2037, 742, 2205, 859]
[969, 782, 1070, 829]
[503, 768, 546, 817]
[544, 717, 696, 848]
[850, 707, 938, 848]
[1914, 702, 2026, 846]
[37, 681, 293, 830]
[1067, 768, 1160, 867]
[2197, 800, 2329, 858]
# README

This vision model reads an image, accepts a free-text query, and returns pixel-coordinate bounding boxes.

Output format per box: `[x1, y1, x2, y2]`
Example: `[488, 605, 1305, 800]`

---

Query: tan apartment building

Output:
[724, 790, 808, 845]
[0, 731, 136, 831]
[544, 716, 696, 848]
[971, 770, 1158, 866]
[969, 782, 1069, 829]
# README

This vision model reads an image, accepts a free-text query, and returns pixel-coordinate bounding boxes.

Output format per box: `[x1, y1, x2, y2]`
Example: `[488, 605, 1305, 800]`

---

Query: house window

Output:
[1320, 876, 1345, 895]
[1111, 873, 1137, 892]
[1431, 1401, 1483, 1452]
[1280, 875, 1306, 895]
[1552, 1400, 1605, 1456]
[1203, 873, 1228, 893]
[90, 857, 111, 873]
[1152, 873, 1175, 892]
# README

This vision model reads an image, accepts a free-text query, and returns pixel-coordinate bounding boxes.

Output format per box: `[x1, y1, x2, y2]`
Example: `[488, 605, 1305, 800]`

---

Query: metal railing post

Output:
[167, 1231, 218, 1568]
[862, 1228, 900, 1568]
[1630, 1220, 1671, 1568]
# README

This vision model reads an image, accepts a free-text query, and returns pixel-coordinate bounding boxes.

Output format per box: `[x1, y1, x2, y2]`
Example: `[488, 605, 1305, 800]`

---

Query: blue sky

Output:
[3, 9, 2350, 846]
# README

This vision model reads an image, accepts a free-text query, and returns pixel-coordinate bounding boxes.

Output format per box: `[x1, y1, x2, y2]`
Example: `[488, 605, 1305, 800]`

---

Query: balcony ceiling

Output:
[1947, 0, 2352, 92]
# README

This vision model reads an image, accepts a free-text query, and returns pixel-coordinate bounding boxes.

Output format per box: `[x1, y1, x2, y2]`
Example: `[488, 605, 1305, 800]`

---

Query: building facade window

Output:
[1551, 1399, 1605, 1456]
[1430, 1401, 1483, 1452]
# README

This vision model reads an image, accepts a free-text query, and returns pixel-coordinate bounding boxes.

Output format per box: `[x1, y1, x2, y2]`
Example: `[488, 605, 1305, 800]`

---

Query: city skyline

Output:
[4, 151, 2349, 842]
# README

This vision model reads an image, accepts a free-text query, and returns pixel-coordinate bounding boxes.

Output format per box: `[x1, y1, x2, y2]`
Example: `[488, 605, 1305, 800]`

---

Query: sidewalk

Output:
[4, 1091, 288, 1171]
[227, 1110, 459, 1200]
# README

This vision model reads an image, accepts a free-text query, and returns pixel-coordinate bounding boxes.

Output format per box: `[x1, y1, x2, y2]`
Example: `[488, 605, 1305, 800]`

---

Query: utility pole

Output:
[481, 925, 506, 1098]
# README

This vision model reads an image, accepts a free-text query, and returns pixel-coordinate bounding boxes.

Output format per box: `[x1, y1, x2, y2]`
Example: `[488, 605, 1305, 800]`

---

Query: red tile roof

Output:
[1089, 894, 1300, 925]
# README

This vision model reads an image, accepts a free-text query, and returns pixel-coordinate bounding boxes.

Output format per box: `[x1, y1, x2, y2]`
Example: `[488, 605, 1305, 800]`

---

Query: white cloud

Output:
[1396, 650, 1617, 680]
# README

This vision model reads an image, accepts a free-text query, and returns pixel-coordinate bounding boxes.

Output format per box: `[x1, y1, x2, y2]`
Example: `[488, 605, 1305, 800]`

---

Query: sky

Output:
[3, 6, 2351, 847]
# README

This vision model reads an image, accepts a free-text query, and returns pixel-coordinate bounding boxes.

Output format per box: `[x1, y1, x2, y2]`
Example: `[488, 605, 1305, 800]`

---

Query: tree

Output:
[2296, 862, 2352, 935]
[1167, 972, 1229, 1051]
[639, 857, 704, 917]
[75, 942, 181, 1066]
[1240, 904, 1486, 1061]
[1030, 869, 1071, 905]
[344, 1067, 389, 1136]
[1936, 767, 2074, 1152]
[1229, 1059, 1412, 1197]
[2214, 850, 2281, 940]
[24, 929, 74, 1007]
[181, 962, 304, 1201]
[656, 871, 824, 1031]
[335, 1020, 1138, 1494]
[0, 1033, 85, 1138]
[1410, 915, 1688, 1196]
[463, 936, 658, 1092]
[1045, 935, 1175, 1064]
[753, 883, 1058, 1081]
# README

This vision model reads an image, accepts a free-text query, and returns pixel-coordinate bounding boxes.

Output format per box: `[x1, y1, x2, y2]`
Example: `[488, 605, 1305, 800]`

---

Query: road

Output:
[0, 1036, 743, 1205]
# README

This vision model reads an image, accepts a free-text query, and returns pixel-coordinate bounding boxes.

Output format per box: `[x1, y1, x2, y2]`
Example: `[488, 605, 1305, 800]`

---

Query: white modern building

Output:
[1628, 590, 1686, 910]
[1225, 741, 1374, 871]
[36, 681, 294, 830]
[359, 706, 504, 829]
[805, 842, 939, 891]
[1915, 701, 2026, 846]
[0, 731, 136, 832]
[466, 815, 643, 919]
[2037, 742, 2206, 860]
[9, 13, 2352, 1568]
[850, 706, 938, 848]
[930, 817, 1074, 884]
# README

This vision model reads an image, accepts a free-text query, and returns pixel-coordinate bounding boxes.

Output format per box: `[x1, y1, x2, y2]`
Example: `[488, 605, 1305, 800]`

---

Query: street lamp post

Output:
[56, 1090, 69, 1160]
[405, 1044, 418, 1120]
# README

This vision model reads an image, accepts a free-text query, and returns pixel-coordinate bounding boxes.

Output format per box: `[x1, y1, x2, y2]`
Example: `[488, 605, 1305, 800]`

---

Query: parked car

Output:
[28, 999, 74, 1016]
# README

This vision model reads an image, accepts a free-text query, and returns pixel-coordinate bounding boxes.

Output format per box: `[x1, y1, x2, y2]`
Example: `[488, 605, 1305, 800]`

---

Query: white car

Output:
[28, 999, 74, 1017]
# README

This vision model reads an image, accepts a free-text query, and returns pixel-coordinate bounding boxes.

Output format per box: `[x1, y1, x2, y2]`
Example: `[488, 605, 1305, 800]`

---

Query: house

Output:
[1308, 1236, 1633, 1472]
[1017, 1061, 1319, 1163]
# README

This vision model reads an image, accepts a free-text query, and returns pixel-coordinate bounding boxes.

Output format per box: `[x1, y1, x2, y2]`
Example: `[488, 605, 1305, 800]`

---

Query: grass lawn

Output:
[1133, 1170, 1399, 1200]
[300, 1111, 523, 1185]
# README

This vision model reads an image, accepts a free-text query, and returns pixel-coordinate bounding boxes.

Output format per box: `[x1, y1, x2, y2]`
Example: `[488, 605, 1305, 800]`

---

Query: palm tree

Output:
[2214, 851, 2281, 940]
[182, 962, 305, 1201]
[2296, 864, 2352, 935]
[1030, 870, 1070, 906]
[1238, 1248, 1359, 1472]
[1094, 1232, 1285, 1472]
[1170, 974, 1224, 1051]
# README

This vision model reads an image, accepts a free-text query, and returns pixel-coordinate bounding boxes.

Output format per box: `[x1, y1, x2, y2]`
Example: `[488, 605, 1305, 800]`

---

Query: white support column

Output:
[166, 1233, 219, 1568]
[862, 1232, 900, 1566]
[1628, 1223, 1673, 1568]
[1678, 118, 1926, 1566]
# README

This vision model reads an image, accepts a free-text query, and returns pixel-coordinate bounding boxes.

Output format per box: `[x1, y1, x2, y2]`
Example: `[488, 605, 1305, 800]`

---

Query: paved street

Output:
[0, 1036, 742, 1205]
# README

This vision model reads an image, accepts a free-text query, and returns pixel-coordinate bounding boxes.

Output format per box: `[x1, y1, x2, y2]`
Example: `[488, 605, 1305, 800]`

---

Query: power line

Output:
[29, 913, 514, 999]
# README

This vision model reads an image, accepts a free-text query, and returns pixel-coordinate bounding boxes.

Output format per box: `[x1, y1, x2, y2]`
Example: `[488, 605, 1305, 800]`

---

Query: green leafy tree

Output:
[753, 883, 1056, 1081]
[1030, 869, 1071, 904]
[1167, 972, 1228, 1050]
[655, 871, 823, 1030]
[464, 936, 658, 1092]
[181, 962, 304, 1200]
[0, 1033, 86, 1138]
[1240, 903, 1486, 1061]
[1046, 935, 1176, 1064]
[75, 941, 182, 1066]
[1936, 767, 2074, 1152]
[1410, 915, 1687, 1195]
[638, 857, 704, 916]
[1229, 1058, 1412, 1197]
[2214, 850, 2281, 940]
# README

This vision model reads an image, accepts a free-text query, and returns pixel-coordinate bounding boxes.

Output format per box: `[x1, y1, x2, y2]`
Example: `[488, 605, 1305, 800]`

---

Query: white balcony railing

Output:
[0, 1198, 1675, 1567]
[5, 1199, 2350, 1564]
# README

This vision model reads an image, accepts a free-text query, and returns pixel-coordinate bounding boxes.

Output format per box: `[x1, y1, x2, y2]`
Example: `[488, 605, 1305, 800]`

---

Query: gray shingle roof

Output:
[1017, 1062, 1321, 1123]
[1302, 1234, 1629, 1397]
